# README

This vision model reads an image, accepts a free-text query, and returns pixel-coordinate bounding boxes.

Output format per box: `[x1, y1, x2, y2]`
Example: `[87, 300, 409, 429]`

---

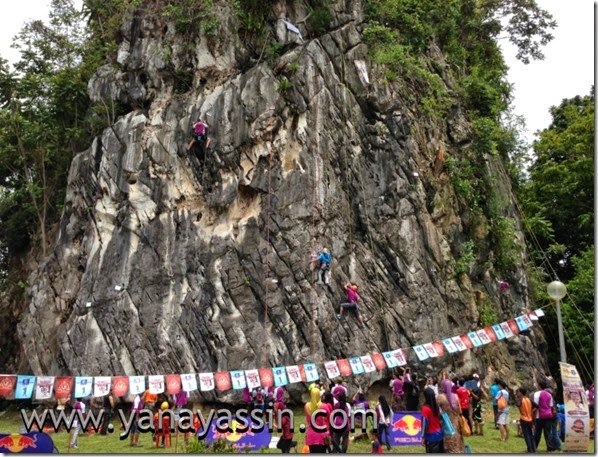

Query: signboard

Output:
[390, 411, 422, 445]
[204, 416, 272, 451]
[560, 362, 590, 452]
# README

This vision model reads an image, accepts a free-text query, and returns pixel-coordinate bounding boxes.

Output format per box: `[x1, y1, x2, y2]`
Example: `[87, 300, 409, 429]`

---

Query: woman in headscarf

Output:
[304, 384, 329, 453]
[436, 377, 465, 453]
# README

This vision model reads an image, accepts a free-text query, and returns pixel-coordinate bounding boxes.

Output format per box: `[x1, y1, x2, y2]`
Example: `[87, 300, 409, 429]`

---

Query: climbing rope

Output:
[261, 131, 274, 369]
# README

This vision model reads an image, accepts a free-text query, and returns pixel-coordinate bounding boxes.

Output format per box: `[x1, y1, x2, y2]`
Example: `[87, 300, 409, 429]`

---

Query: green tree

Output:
[520, 89, 594, 280]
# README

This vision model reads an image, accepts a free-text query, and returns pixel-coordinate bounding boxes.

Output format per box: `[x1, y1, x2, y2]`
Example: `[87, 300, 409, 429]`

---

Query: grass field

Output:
[0, 406, 594, 453]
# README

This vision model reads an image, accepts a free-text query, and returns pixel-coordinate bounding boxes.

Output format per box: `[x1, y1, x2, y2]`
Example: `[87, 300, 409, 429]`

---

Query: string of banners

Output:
[0, 310, 544, 400]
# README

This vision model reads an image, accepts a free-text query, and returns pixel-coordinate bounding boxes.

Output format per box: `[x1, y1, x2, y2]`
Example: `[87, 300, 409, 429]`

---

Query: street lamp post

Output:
[547, 280, 567, 363]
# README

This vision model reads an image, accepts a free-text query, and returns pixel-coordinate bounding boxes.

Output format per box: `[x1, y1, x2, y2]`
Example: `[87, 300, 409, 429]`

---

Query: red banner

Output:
[259, 368, 274, 388]
[507, 319, 520, 335]
[54, 377, 73, 400]
[0, 376, 16, 398]
[215, 372, 231, 392]
[484, 326, 497, 341]
[371, 353, 387, 370]
[461, 335, 473, 349]
[166, 374, 181, 395]
[432, 341, 445, 358]
[337, 359, 352, 377]
[112, 376, 129, 397]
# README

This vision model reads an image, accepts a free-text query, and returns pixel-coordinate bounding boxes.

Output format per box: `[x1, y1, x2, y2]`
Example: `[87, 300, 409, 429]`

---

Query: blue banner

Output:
[204, 416, 272, 451]
[14, 376, 35, 400]
[390, 411, 422, 446]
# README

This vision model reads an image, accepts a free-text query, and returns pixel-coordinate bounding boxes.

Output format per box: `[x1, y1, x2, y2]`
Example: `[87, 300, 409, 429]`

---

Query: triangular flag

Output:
[199, 373, 215, 392]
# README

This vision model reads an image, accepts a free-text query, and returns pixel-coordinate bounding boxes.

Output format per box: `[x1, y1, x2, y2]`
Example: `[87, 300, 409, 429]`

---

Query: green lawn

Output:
[0, 407, 594, 453]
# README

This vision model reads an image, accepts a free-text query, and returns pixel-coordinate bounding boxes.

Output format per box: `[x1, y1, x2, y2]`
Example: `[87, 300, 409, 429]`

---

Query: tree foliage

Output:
[516, 89, 595, 382]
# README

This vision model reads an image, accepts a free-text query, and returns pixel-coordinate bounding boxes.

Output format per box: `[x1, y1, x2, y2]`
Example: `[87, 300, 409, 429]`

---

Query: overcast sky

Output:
[0, 0, 594, 146]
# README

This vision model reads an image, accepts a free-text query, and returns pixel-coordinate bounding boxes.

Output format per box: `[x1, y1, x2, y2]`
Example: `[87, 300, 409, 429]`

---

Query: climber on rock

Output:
[311, 247, 332, 285]
[186, 118, 212, 170]
[336, 282, 366, 328]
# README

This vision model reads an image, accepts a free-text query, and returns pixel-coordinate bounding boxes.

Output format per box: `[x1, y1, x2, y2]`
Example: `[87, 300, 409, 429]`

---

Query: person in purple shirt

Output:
[352, 390, 371, 441]
[274, 385, 286, 404]
[336, 283, 366, 328]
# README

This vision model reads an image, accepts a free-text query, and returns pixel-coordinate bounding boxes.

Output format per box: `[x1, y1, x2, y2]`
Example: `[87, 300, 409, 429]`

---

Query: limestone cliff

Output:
[16, 0, 548, 400]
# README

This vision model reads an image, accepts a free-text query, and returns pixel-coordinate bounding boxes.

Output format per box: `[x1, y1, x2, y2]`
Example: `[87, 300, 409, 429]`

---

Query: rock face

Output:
[17, 0, 547, 400]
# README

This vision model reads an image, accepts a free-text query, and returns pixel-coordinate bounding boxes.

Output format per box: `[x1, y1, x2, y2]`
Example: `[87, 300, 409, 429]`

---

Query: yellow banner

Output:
[559, 362, 590, 452]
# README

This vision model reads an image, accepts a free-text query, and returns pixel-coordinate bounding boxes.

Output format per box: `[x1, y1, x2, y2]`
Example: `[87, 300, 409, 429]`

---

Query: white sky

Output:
[0, 0, 594, 146]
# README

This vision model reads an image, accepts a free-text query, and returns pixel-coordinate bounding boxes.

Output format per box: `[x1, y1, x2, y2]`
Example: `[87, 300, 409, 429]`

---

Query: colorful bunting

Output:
[0, 310, 547, 399]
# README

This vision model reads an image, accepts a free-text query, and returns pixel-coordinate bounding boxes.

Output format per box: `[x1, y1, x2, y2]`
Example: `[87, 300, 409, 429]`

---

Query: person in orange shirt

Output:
[143, 389, 157, 411]
[517, 387, 536, 453]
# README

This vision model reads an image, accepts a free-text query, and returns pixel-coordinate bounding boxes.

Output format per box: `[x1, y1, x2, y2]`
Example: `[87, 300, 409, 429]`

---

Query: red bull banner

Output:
[560, 362, 590, 452]
[112, 376, 129, 397]
[166, 374, 182, 395]
[204, 416, 272, 451]
[0, 432, 55, 453]
[390, 411, 422, 445]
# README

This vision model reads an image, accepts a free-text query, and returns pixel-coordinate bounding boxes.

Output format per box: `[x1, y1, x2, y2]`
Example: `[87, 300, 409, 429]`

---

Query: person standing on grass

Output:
[470, 384, 484, 436]
[100, 392, 115, 435]
[376, 395, 393, 451]
[436, 378, 465, 453]
[489, 379, 500, 429]
[495, 380, 510, 441]
[517, 387, 536, 453]
[130, 393, 143, 447]
[421, 387, 445, 453]
[70, 398, 85, 449]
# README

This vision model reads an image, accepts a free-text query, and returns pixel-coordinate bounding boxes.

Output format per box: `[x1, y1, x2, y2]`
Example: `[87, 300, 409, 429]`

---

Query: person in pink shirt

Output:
[336, 283, 366, 328]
